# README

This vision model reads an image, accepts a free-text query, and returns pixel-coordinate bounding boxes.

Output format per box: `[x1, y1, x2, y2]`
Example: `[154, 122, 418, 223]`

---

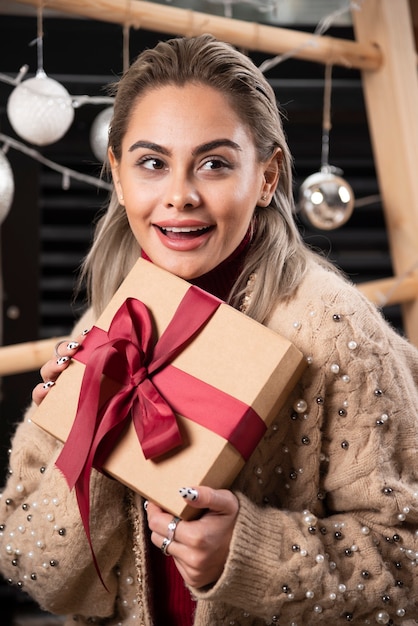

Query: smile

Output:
[157, 225, 214, 238]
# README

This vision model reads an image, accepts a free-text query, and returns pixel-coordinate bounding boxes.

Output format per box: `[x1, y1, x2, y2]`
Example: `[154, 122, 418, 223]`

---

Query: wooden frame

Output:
[2, 0, 418, 376]
[352, 0, 418, 344]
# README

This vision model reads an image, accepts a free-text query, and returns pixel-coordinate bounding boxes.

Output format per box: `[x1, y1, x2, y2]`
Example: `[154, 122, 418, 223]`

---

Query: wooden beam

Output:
[352, 0, 418, 346]
[0, 336, 66, 376]
[2, 273, 417, 377]
[357, 274, 418, 307]
[11, 0, 381, 70]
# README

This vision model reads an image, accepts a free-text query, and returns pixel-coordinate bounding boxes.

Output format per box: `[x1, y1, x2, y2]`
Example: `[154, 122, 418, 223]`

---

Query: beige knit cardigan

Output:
[1, 261, 418, 626]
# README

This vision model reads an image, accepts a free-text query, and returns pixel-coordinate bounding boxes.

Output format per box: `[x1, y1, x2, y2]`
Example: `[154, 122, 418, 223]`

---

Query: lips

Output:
[153, 222, 215, 251]
[156, 224, 214, 239]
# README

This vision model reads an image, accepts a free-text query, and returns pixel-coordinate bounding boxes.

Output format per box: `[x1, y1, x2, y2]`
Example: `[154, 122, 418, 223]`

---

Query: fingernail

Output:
[179, 487, 198, 501]
[67, 341, 79, 350]
[43, 381, 55, 389]
[56, 356, 69, 366]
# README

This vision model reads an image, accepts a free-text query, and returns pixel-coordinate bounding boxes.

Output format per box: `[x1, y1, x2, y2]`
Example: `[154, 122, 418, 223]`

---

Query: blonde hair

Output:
[81, 34, 329, 323]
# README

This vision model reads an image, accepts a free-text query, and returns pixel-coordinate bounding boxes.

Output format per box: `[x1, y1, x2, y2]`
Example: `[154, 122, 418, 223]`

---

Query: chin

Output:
[153, 262, 200, 281]
[149, 251, 216, 280]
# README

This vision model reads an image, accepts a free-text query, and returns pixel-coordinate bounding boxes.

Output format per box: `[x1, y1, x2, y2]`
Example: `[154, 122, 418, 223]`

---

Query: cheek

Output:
[123, 205, 149, 241]
[122, 186, 152, 221]
[234, 170, 262, 205]
[224, 187, 259, 228]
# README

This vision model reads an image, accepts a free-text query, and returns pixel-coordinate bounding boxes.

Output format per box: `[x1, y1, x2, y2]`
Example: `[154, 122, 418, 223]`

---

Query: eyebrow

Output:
[128, 139, 242, 156]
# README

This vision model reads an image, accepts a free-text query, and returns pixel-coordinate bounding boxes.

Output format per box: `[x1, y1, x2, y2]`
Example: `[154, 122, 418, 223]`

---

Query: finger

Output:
[32, 381, 55, 406]
[179, 486, 239, 515]
[54, 338, 83, 359]
[39, 354, 71, 384]
[32, 330, 90, 407]
[146, 503, 183, 542]
[53, 327, 90, 361]
[39, 333, 87, 384]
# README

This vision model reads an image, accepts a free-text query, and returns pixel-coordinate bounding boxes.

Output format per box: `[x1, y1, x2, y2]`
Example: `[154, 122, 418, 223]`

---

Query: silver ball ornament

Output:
[90, 106, 113, 162]
[0, 151, 14, 224]
[7, 71, 74, 146]
[299, 168, 354, 230]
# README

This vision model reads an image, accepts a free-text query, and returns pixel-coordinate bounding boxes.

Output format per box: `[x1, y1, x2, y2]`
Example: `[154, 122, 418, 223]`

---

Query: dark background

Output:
[0, 14, 397, 622]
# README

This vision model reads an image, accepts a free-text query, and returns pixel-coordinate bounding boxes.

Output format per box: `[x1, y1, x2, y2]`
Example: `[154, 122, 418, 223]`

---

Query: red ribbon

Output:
[55, 286, 266, 587]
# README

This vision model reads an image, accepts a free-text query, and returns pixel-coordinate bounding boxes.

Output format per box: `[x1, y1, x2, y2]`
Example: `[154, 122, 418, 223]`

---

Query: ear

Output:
[108, 147, 125, 205]
[259, 148, 282, 206]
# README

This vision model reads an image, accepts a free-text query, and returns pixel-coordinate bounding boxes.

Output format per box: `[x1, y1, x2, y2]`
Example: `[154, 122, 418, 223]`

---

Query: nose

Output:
[163, 169, 200, 211]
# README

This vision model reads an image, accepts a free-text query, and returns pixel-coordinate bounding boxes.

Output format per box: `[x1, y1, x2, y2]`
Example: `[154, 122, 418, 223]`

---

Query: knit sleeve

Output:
[192, 276, 418, 625]
[0, 310, 130, 619]
[0, 411, 130, 618]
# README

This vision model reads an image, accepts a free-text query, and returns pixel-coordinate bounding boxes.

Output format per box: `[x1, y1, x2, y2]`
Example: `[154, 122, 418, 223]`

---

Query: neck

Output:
[141, 229, 252, 301]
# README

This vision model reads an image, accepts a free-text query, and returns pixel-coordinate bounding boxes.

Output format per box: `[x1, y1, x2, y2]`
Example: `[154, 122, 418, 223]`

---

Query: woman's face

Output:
[109, 83, 279, 279]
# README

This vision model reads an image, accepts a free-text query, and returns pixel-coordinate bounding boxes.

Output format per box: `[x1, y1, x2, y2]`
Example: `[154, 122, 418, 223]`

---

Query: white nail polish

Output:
[179, 487, 198, 501]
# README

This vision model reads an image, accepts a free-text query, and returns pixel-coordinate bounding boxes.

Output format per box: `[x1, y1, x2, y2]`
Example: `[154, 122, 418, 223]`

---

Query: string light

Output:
[0, 65, 29, 87]
[0, 133, 111, 192]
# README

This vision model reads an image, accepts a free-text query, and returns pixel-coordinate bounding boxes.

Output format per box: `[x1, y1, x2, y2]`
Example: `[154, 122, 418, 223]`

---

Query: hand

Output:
[32, 330, 88, 406]
[146, 486, 239, 589]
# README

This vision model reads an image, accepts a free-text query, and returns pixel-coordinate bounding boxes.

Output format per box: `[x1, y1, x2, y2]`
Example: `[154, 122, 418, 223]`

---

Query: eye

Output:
[201, 158, 230, 171]
[137, 156, 166, 170]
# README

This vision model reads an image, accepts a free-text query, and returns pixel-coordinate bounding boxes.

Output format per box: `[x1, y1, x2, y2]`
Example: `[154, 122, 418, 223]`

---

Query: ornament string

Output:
[321, 63, 333, 171]
[36, 3, 45, 77]
[123, 0, 133, 72]
[123, 24, 130, 73]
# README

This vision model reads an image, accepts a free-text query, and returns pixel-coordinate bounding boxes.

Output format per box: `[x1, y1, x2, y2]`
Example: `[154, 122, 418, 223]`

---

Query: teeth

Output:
[162, 226, 208, 233]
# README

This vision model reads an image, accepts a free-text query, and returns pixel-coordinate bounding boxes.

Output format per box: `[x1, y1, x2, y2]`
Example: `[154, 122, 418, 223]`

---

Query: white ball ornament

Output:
[7, 70, 74, 146]
[90, 106, 113, 162]
[299, 167, 355, 230]
[0, 151, 14, 224]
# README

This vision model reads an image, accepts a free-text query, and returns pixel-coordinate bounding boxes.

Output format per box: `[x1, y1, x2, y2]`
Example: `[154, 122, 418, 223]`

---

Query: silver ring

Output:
[54, 340, 67, 358]
[166, 516, 181, 541]
[160, 537, 172, 556]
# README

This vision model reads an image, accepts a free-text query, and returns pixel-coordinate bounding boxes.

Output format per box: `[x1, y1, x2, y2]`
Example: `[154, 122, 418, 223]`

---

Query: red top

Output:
[151, 547, 196, 625]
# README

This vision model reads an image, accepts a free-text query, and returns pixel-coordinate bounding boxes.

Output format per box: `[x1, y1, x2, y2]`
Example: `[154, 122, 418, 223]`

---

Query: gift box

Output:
[32, 258, 306, 521]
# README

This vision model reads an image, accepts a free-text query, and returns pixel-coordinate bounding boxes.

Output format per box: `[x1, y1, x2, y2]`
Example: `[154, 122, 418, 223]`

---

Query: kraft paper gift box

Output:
[32, 258, 306, 521]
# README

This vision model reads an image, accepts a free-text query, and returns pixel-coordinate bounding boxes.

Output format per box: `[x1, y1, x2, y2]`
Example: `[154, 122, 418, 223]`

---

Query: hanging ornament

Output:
[0, 150, 14, 224]
[299, 165, 354, 230]
[6, 5, 74, 147]
[90, 106, 113, 162]
[7, 70, 74, 146]
[298, 64, 354, 230]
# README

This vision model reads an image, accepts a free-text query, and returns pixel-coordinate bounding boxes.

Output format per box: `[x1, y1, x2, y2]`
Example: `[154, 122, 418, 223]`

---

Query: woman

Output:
[1, 34, 418, 626]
